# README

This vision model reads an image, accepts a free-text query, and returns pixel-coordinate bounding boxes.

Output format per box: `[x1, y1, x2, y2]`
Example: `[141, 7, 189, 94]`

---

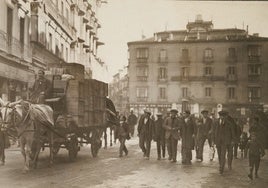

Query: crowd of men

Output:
[118, 108, 266, 178]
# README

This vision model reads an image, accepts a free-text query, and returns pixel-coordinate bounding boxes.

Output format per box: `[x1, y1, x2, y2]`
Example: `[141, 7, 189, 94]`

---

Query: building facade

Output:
[128, 15, 268, 117]
[109, 67, 129, 115]
[0, 0, 107, 102]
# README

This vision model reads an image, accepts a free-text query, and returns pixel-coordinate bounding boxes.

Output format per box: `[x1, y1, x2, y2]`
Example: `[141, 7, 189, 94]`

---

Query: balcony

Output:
[248, 56, 260, 63]
[203, 56, 214, 64]
[158, 57, 168, 64]
[158, 77, 168, 82]
[248, 75, 260, 82]
[179, 56, 191, 64]
[137, 97, 148, 102]
[171, 75, 225, 82]
[226, 74, 238, 83]
[137, 57, 148, 63]
[137, 76, 148, 82]
[226, 56, 237, 64]
[0, 30, 32, 63]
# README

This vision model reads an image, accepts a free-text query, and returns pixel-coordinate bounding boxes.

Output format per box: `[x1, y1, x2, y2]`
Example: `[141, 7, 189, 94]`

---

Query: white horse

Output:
[0, 98, 54, 172]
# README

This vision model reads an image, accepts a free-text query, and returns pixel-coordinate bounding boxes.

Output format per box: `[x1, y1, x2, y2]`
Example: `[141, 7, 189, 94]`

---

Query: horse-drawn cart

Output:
[44, 63, 108, 162]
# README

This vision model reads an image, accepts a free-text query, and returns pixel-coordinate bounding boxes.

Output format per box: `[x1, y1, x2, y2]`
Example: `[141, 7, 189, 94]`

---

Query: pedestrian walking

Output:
[127, 110, 138, 137]
[213, 110, 235, 174]
[163, 109, 181, 162]
[0, 115, 10, 165]
[247, 132, 265, 180]
[137, 109, 154, 159]
[116, 116, 130, 157]
[195, 109, 213, 162]
[239, 132, 248, 158]
[181, 110, 196, 165]
[153, 113, 166, 160]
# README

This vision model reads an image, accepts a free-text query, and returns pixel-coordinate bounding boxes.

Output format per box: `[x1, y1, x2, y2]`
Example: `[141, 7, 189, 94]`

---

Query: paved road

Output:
[0, 136, 267, 188]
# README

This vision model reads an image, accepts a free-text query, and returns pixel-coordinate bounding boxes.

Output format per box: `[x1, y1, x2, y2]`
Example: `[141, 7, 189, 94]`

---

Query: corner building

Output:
[128, 15, 268, 117]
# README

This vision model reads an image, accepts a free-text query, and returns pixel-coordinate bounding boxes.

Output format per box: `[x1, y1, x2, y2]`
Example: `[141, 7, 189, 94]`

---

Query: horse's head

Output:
[0, 98, 23, 130]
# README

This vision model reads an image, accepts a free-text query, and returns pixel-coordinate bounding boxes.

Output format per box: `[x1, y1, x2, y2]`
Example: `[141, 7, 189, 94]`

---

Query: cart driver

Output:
[30, 69, 52, 104]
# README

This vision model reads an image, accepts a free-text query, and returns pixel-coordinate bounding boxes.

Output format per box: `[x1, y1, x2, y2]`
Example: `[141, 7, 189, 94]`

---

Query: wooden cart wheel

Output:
[68, 137, 79, 162]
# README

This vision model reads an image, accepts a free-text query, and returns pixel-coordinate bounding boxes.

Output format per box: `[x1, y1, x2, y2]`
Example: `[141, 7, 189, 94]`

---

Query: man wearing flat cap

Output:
[213, 110, 235, 174]
[196, 109, 213, 161]
[163, 108, 181, 162]
[181, 110, 196, 164]
[153, 113, 166, 160]
[137, 109, 154, 159]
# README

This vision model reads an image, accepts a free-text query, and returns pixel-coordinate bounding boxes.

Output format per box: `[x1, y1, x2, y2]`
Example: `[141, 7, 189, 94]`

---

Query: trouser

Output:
[156, 139, 166, 158]
[216, 144, 233, 172]
[119, 137, 128, 156]
[166, 137, 178, 161]
[129, 125, 135, 137]
[139, 134, 151, 157]
[233, 143, 238, 158]
[182, 147, 192, 163]
[249, 154, 260, 175]
[197, 135, 212, 160]
[0, 132, 7, 164]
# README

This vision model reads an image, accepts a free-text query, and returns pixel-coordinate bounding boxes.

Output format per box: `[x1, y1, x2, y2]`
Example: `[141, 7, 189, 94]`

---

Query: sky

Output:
[97, 0, 268, 82]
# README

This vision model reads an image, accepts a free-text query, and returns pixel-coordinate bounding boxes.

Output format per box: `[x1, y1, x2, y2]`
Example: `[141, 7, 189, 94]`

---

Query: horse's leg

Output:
[104, 128, 107, 149]
[49, 132, 54, 167]
[32, 142, 41, 169]
[0, 143, 4, 165]
[19, 138, 27, 171]
[110, 127, 113, 146]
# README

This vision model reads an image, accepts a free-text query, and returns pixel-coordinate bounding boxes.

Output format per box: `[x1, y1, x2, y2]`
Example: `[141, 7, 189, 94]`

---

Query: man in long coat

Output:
[196, 109, 213, 161]
[127, 110, 138, 137]
[163, 109, 181, 162]
[153, 113, 166, 160]
[181, 110, 196, 164]
[137, 109, 154, 159]
[213, 110, 235, 174]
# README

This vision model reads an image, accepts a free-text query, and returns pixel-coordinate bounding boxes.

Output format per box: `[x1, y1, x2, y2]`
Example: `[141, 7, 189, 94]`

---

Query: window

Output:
[159, 67, 167, 79]
[182, 87, 188, 98]
[181, 67, 189, 78]
[55, 38, 59, 56]
[61, 1, 64, 16]
[61, 43, 64, 58]
[248, 64, 261, 75]
[228, 87, 235, 99]
[7, 6, 13, 43]
[228, 48, 236, 57]
[248, 45, 261, 57]
[204, 48, 213, 58]
[204, 67, 212, 76]
[136, 66, 148, 76]
[66, 8, 69, 21]
[228, 67, 236, 75]
[182, 49, 189, 59]
[159, 87, 166, 99]
[20, 18, 25, 45]
[49, 33, 52, 51]
[136, 48, 148, 59]
[205, 88, 212, 97]
[159, 49, 167, 58]
[136, 87, 148, 98]
[248, 87, 261, 100]
[66, 47, 68, 61]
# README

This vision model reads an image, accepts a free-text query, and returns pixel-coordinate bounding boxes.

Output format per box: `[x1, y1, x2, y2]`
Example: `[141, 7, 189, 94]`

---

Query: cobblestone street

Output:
[0, 136, 267, 188]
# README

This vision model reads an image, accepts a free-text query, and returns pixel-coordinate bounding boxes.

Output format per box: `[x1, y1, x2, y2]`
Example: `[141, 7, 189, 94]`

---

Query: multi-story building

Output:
[0, 0, 107, 101]
[0, 0, 34, 101]
[128, 15, 268, 117]
[109, 67, 129, 115]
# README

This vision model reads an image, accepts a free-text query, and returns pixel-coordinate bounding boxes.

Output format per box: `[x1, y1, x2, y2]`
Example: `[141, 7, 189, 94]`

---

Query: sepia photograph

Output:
[0, 0, 268, 187]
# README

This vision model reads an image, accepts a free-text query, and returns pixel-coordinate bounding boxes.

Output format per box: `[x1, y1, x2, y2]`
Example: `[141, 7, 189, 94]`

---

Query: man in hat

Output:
[153, 113, 166, 160]
[213, 110, 235, 174]
[30, 69, 52, 104]
[137, 109, 154, 159]
[127, 110, 138, 137]
[196, 109, 213, 161]
[163, 108, 181, 162]
[181, 110, 196, 164]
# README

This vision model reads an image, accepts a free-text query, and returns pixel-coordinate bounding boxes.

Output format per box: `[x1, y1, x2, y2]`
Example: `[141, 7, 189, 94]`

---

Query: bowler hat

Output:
[184, 110, 191, 114]
[201, 109, 209, 114]
[170, 109, 178, 113]
[218, 110, 228, 116]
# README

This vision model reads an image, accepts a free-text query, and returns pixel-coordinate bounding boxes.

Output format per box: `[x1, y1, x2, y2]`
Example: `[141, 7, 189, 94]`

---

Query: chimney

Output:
[253, 33, 259, 37]
[154, 33, 158, 41]
[195, 14, 203, 22]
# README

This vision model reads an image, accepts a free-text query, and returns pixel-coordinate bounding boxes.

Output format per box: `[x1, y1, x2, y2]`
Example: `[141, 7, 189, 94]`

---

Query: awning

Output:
[0, 62, 34, 83]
